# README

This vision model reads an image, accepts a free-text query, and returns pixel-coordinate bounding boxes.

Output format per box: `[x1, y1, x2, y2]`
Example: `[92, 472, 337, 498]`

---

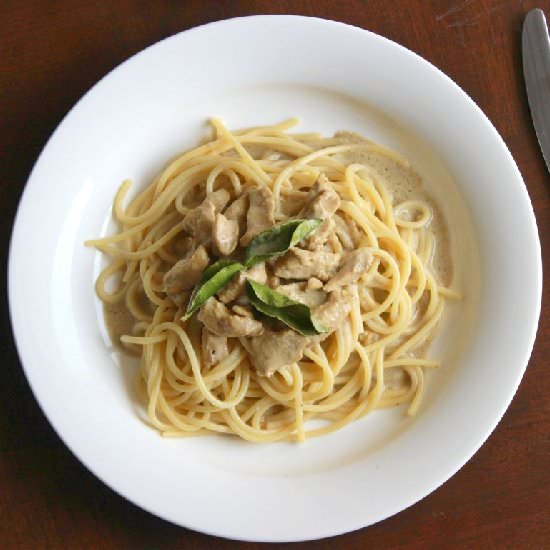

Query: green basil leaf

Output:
[246, 279, 328, 336]
[245, 218, 322, 267]
[182, 260, 244, 320]
[201, 259, 236, 281]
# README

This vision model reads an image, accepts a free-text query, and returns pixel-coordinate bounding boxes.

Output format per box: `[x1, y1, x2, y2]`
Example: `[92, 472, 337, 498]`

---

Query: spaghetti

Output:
[87, 119, 459, 442]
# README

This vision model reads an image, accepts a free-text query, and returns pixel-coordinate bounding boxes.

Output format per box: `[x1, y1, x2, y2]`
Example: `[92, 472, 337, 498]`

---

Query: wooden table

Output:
[2, 1, 549, 548]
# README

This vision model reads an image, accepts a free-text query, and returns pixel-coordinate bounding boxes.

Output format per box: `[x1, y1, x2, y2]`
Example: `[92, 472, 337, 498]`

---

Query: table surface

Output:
[2, 1, 549, 548]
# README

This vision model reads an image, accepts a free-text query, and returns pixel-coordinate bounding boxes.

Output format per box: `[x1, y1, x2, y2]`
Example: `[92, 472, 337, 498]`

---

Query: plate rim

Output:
[8, 14, 542, 542]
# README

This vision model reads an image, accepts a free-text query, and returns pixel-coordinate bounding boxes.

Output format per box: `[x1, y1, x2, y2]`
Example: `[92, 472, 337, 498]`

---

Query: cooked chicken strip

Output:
[248, 329, 309, 376]
[207, 189, 231, 212]
[334, 215, 362, 250]
[201, 328, 229, 366]
[224, 194, 248, 236]
[301, 175, 340, 219]
[217, 262, 267, 303]
[170, 290, 190, 308]
[307, 277, 323, 290]
[277, 283, 327, 308]
[273, 248, 340, 281]
[313, 286, 355, 330]
[305, 217, 334, 250]
[240, 186, 275, 246]
[182, 200, 216, 243]
[212, 212, 239, 256]
[325, 248, 372, 292]
[198, 297, 263, 337]
[231, 304, 254, 318]
[163, 245, 209, 295]
[334, 216, 355, 250]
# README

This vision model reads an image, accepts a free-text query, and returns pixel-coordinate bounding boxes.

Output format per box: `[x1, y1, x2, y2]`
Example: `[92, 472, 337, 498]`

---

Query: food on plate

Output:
[87, 118, 460, 442]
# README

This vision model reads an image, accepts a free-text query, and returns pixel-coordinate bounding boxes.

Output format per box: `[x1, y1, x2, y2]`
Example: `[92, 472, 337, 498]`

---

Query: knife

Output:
[523, 8, 550, 173]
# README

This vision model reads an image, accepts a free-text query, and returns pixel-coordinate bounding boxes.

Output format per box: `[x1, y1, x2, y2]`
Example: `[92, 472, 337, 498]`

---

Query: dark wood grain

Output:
[1, 1, 549, 548]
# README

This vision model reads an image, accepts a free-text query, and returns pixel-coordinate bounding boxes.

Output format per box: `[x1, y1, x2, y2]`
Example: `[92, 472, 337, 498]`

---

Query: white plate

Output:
[9, 16, 541, 542]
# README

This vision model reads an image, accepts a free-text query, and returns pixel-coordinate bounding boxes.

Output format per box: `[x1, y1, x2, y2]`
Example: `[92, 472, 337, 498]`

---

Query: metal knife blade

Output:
[523, 8, 550, 173]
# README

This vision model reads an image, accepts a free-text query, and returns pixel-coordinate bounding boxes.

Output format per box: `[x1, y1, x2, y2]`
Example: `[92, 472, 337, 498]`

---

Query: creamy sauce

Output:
[104, 131, 453, 357]
[104, 289, 152, 353]
[330, 133, 454, 361]
[333, 132, 453, 287]
[104, 301, 136, 349]
[91, 114, 477, 445]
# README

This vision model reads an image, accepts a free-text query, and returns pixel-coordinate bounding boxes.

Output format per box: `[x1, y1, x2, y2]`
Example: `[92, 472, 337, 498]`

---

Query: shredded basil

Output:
[246, 279, 327, 336]
[245, 218, 322, 267]
[182, 260, 243, 320]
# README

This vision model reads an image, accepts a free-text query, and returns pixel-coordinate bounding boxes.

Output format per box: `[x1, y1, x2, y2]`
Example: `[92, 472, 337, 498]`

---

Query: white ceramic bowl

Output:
[8, 16, 541, 542]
